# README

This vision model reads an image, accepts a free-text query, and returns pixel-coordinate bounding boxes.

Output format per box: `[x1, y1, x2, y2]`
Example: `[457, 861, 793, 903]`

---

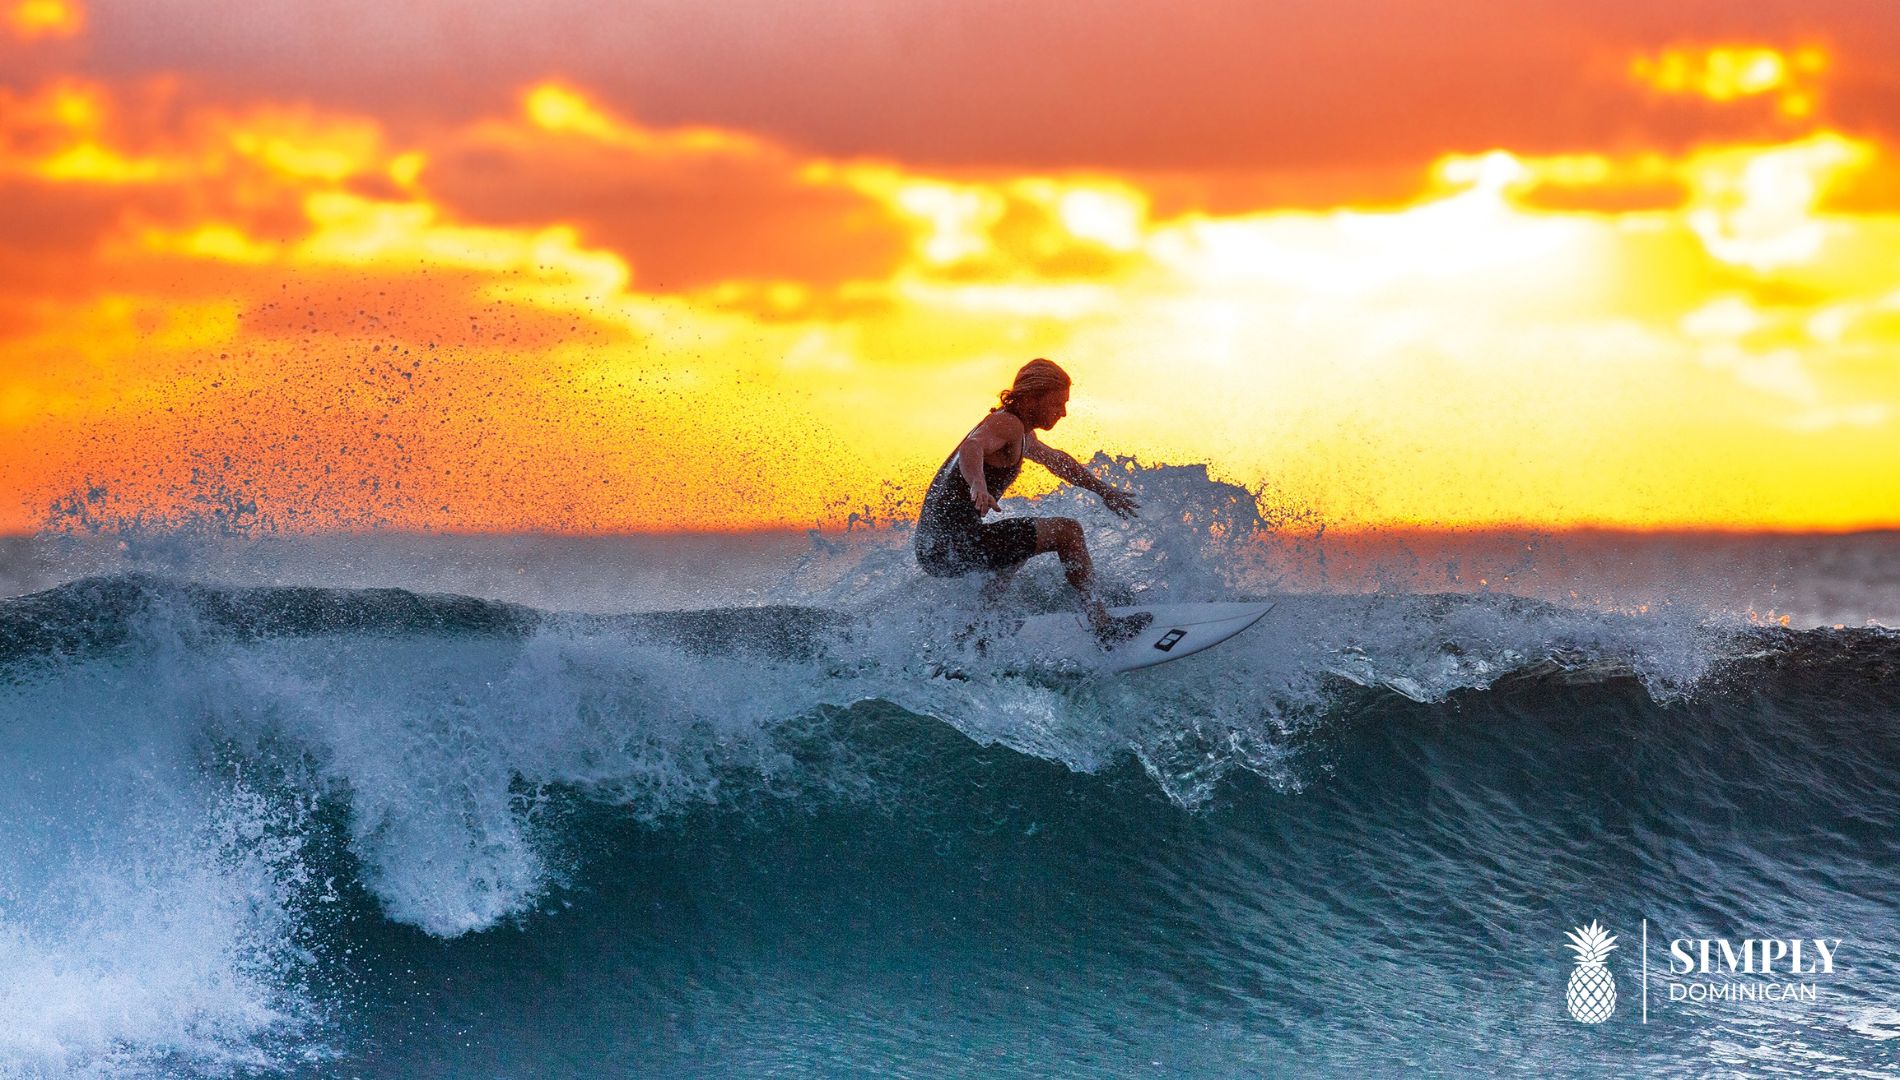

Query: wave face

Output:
[4, 484, 1899, 1076]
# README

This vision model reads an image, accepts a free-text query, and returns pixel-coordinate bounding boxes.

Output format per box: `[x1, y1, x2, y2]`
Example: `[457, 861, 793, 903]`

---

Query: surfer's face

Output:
[1027, 388, 1069, 430]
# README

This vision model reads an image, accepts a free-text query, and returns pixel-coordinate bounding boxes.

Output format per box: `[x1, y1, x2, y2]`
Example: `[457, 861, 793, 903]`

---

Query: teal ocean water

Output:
[2, 472, 1896, 1077]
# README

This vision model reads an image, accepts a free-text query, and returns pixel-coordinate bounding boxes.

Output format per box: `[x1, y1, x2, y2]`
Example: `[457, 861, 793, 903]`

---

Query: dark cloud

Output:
[0, 180, 119, 256]
[74, 0, 1900, 177]
[418, 129, 912, 290]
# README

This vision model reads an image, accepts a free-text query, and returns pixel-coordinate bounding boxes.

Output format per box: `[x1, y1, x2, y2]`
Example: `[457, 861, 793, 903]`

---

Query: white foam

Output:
[0, 661, 317, 1077]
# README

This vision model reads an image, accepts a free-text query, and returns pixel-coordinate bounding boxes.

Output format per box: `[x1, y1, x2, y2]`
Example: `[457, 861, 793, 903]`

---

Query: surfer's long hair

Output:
[994, 358, 1071, 414]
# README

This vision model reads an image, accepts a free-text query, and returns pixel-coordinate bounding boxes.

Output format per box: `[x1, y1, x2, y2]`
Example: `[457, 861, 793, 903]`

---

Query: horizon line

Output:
[7, 523, 1899, 540]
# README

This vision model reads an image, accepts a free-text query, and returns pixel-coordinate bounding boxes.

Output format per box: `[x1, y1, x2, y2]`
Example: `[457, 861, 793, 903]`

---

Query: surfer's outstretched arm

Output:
[1025, 437, 1140, 519]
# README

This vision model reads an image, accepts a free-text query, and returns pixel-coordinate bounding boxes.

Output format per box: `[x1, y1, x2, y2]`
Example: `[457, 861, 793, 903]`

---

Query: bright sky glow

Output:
[2, 5, 1897, 532]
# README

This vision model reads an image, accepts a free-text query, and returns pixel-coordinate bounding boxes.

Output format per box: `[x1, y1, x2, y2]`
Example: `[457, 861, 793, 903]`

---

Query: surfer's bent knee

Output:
[1032, 517, 1085, 554]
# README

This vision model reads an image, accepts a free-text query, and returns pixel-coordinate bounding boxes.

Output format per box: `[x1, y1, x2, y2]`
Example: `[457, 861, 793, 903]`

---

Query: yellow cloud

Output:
[1630, 44, 1828, 118]
[224, 109, 384, 182]
[1681, 133, 1872, 271]
[520, 81, 761, 156]
[826, 166, 1152, 278]
[0, 81, 189, 185]
[5, 0, 82, 40]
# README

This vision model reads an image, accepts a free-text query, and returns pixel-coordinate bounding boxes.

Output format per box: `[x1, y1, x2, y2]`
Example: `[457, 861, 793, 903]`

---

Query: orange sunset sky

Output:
[2, 0, 1897, 533]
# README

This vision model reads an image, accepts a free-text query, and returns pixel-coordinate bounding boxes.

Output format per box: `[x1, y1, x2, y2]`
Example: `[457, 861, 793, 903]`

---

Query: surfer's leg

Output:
[1034, 518, 1109, 623]
[1031, 517, 1149, 646]
[1032, 518, 1093, 592]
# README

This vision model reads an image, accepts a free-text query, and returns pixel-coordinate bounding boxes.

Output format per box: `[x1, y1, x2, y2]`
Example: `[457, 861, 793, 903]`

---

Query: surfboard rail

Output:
[1014, 601, 1275, 673]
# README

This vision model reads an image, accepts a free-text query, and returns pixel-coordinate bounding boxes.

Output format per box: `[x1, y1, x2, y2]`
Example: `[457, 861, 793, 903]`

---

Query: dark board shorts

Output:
[915, 516, 1041, 577]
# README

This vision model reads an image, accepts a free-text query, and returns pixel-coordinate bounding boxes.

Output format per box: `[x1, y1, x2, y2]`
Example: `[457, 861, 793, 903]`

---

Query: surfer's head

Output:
[996, 358, 1071, 430]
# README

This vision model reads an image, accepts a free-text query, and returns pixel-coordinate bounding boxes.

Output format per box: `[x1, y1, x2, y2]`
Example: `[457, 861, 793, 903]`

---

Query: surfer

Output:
[915, 358, 1152, 646]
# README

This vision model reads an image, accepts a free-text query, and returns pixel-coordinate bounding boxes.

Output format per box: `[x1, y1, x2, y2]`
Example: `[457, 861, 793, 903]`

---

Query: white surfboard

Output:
[1013, 601, 1274, 674]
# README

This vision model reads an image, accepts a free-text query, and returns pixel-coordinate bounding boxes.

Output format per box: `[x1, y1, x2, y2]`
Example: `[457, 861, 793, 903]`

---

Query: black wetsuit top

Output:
[914, 425, 1039, 577]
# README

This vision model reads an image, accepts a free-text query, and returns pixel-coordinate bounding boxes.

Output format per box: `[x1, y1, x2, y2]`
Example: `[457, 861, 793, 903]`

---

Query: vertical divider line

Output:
[1642, 919, 1649, 1024]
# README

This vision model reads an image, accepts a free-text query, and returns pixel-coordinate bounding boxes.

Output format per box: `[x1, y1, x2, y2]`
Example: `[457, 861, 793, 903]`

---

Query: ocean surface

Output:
[1, 467, 1897, 1077]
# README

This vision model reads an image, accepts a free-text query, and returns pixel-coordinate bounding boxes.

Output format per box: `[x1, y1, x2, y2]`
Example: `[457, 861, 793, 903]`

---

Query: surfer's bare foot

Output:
[1091, 610, 1152, 649]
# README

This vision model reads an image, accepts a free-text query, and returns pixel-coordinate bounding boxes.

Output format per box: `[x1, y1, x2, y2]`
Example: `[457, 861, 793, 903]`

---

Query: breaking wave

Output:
[3, 462, 1895, 1076]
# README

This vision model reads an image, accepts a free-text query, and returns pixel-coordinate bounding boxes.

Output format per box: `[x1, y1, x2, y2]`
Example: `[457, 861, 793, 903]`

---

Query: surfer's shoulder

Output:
[982, 408, 1026, 440]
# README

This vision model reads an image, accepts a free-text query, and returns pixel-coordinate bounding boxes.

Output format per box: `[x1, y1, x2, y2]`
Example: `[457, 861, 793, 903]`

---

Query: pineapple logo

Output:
[1564, 921, 1619, 1023]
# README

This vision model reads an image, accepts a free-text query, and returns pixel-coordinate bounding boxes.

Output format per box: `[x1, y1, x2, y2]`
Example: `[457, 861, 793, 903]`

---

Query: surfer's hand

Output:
[971, 487, 1001, 515]
[1102, 489, 1139, 519]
